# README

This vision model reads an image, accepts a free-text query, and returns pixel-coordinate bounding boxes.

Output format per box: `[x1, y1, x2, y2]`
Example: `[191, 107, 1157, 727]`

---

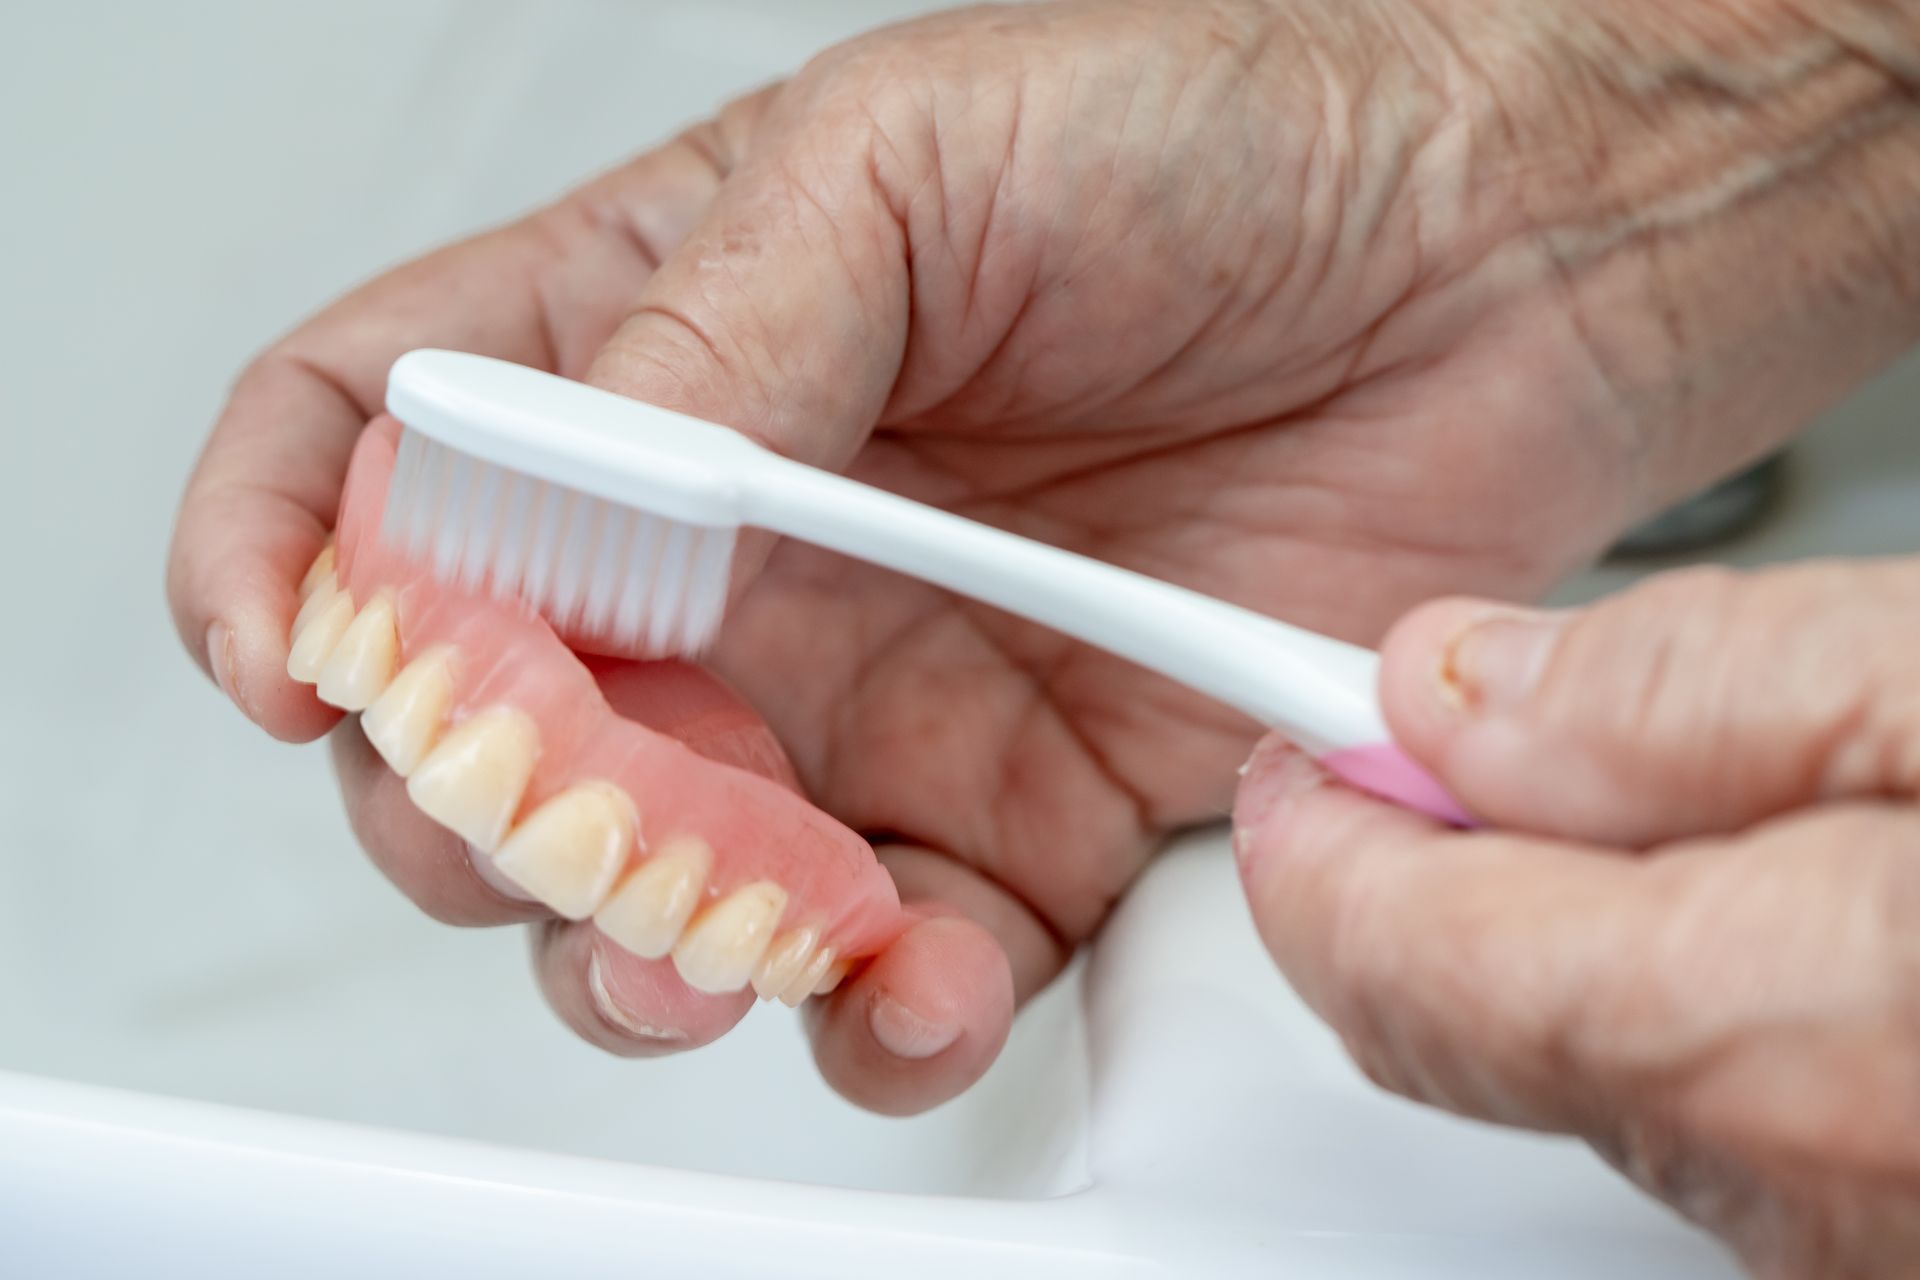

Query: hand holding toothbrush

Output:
[168, 0, 1917, 1207]
[1237, 561, 1920, 1276]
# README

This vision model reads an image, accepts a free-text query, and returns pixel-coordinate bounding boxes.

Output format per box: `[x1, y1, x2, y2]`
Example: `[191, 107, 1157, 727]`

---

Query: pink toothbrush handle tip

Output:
[1319, 742, 1475, 827]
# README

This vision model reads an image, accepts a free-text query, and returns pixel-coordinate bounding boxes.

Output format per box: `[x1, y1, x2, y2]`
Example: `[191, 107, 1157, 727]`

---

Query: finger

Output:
[802, 843, 1056, 1116]
[1377, 559, 1920, 845]
[582, 70, 917, 596]
[1235, 733, 1920, 1244]
[1232, 735, 1656, 1131]
[168, 130, 737, 740]
[534, 919, 753, 1056]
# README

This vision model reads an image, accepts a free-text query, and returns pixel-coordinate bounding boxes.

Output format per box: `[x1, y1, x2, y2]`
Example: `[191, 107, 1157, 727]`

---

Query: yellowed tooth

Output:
[593, 836, 710, 960]
[491, 781, 636, 920]
[286, 589, 355, 683]
[779, 946, 837, 1008]
[291, 571, 339, 639]
[361, 647, 455, 775]
[672, 881, 788, 995]
[315, 593, 399, 711]
[299, 543, 336, 601]
[751, 925, 821, 1001]
[405, 706, 538, 852]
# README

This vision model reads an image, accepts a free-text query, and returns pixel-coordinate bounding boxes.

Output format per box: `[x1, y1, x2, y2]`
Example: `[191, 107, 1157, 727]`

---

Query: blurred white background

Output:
[0, 0, 1914, 1209]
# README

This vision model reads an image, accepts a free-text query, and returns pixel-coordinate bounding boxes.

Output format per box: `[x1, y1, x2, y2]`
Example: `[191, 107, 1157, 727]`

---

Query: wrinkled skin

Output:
[1241, 560, 1920, 1277]
[168, 0, 1920, 1267]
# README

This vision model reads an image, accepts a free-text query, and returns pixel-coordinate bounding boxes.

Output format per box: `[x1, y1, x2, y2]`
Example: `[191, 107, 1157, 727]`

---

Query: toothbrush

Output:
[380, 349, 1471, 825]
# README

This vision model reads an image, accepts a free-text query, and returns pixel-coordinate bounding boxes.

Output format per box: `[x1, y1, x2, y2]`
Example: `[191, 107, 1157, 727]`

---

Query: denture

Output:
[285, 418, 899, 1003]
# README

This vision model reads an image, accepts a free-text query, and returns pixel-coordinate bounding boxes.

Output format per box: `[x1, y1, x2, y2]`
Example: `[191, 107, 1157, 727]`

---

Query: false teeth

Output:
[287, 589, 355, 682]
[779, 947, 838, 1007]
[593, 836, 711, 960]
[751, 925, 821, 1001]
[672, 881, 788, 994]
[361, 647, 456, 775]
[491, 781, 636, 920]
[814, 957, 852, 995]
[406, 706, 538, 851]
[299, 543, 336, 600]
[292, 572, 340, 639]
[316, 593, 399, 711]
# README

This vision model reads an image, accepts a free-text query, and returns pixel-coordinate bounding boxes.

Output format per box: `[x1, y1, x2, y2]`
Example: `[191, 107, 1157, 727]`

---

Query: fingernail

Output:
[466, 841, 537, 903]
[587, 949, 689, 1043]
[1231, 738, 1328, 883]
[868, 992, 962, 1060]
[205, 621, 241, 710]
[1442, 609, 1566, 712]
[1233, 738, 1324, 837]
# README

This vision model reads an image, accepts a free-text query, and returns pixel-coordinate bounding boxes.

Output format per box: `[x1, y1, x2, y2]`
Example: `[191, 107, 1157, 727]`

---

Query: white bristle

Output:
[403, 435, 447, 561]
[612, 514, 665, 642]
[379, 429, 736, 656]
[382, 429, 425, 549]
[520, 484, 569, 614]
[647, 521, 693, 654]
[580, 505, 634, 636]
[489, 471, 539, 598]
[454, 460, 505, 589]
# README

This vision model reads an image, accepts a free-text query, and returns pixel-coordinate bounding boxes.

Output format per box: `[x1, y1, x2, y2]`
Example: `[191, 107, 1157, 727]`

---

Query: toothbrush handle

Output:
[1319, 743, 1475, 826]
[744, 460, 1471, 824]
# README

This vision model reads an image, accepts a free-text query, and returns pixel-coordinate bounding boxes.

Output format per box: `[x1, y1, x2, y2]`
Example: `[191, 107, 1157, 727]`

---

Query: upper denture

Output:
[283, 418, 907, 998]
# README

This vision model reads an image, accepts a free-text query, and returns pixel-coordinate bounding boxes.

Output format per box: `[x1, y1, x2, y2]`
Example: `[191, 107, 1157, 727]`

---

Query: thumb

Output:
[1378, 559, 1920, 846]
[585, 80, 912, 494]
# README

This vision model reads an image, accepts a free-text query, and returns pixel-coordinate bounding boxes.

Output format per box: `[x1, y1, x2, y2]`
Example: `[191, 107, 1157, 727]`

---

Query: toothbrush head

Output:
[380, 350, 760, 657]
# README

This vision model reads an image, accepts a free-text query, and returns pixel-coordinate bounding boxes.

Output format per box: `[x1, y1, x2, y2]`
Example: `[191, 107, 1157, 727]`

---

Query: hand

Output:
[167, 0, 1920, 1114]
[1235, 559, 1920, 1276]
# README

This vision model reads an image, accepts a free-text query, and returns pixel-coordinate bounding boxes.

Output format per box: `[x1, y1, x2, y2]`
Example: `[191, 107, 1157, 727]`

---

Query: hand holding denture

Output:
[166, 0, 1920, 1131]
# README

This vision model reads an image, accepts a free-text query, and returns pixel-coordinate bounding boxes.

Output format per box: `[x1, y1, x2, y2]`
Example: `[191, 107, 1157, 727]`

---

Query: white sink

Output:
[0, 834, 1742, 1277]
[3, 1, 1914, 1274]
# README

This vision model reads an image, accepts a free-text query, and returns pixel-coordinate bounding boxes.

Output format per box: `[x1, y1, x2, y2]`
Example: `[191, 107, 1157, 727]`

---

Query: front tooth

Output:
[779, 947, 837, 1007]
[405, 706, 538, 852]
[315, 593, 399, 711]
[292, 571, 339, 639]
[361, 647, 455, 775]
[286, 589, 355, 683]
[672, 881, 788, 994]
[299, 543, 336, 600]
[593, 836, 711, 960]
[491, 781, 636, 920]
[751, 926, 820, 1001]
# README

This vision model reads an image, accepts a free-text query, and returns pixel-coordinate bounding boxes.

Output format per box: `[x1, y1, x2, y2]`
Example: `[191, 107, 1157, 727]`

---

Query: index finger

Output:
[166, 132, 736, 739]
[166, 222, 582, 740]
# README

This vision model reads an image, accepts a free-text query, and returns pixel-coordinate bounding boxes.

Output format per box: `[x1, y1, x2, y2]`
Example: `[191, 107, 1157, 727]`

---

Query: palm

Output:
[555, 21, 1647, 959]
[709, 307, 1627, 959]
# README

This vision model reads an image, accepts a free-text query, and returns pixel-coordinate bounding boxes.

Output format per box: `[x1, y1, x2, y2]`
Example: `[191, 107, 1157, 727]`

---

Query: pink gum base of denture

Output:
[1320, 743, 1476, 827]
[333, 418, 910, 961]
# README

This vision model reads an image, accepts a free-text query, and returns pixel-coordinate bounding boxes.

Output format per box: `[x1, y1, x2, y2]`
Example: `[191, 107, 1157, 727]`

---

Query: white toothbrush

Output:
[380, 349, 1470, 824]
